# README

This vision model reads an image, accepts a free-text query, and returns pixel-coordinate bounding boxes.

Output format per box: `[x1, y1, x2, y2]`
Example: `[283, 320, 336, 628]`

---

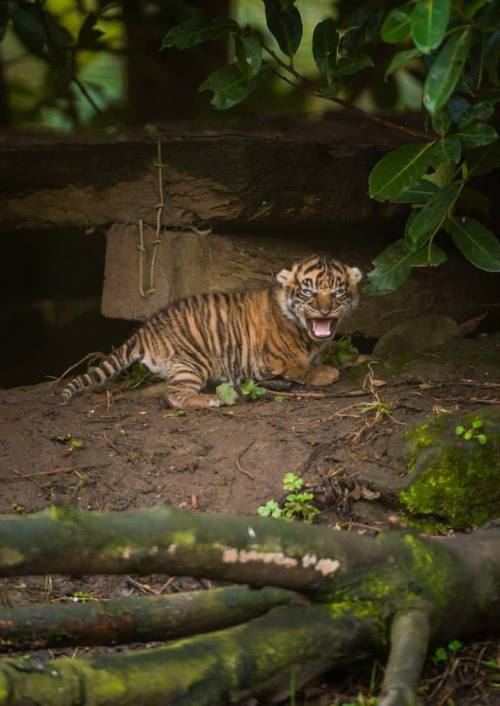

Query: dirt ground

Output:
[1, 334, 499, 705]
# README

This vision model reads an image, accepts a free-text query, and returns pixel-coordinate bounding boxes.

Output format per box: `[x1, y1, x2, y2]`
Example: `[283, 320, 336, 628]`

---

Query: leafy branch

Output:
[1, 0, 118, 122]
[161, 0, 500, 296]
[258, 37, 429, 140]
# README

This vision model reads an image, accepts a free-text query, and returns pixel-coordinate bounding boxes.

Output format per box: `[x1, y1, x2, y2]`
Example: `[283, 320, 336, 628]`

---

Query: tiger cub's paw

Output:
[306, 365, 340, 387]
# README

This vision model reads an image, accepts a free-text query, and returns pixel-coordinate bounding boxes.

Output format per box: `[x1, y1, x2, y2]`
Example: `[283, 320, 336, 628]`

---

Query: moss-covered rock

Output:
[398, 408, 500, 529]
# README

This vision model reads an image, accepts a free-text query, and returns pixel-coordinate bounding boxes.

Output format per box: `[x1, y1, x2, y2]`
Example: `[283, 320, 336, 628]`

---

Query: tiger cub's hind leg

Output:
[163, 362, 220, 410]
[167, 386, 221, 409]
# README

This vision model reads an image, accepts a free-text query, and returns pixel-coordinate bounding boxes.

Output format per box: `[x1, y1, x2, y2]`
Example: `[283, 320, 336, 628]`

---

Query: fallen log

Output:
[0, 604, 375, 706]
[0, 507, 499, 706]
[0, 584, 293, 651]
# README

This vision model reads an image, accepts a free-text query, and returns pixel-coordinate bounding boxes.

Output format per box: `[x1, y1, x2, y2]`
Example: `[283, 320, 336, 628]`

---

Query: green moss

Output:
[377, 354, 414, 377]
[399, 409, 500, 529]
[402, 534, 451, 611]
[170, 531, 196, 547]
[400, 515, 450, 535]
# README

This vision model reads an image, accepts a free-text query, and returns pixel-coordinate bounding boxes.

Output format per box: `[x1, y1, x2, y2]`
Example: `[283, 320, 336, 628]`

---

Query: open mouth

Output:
[306, 318, 337, 340]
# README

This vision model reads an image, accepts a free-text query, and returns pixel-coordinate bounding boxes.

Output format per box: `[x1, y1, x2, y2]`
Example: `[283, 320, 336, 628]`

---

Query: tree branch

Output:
[260, 40, 429, 141]
[377, 608, 431, 706]
[0, 585, 294, 650]
[0, 605, 377, 706]
[0, 505, 385, 595]
[1, 509, 500, 705]
[34, 0, 102, 116]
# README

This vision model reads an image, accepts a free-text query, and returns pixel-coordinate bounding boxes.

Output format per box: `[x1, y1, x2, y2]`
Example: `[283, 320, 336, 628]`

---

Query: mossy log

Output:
[0, 585, 294, 651]
[1, 507, 500, 705]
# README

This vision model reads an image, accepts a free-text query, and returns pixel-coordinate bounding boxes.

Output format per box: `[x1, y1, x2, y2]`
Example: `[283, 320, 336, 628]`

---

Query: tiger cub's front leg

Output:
[279, 361, 338, 387]
[305, 364, 340, 386]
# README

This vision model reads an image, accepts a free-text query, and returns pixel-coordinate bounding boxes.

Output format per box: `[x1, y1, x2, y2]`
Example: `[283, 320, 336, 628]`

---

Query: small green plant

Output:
[257, 473, 319, 523]
[216, 382, 239, 406]
[257, 500, 282, 519]
[273, 395, 285, 403]
[323, 336, 360, 368]
[338, 697, 377, 706]
[72, 470, 89, 491]
[358, 400, 392, 417]
[455, 417, 487, 444]
[122, 363, 153, 390]
[55, 434, 85, 451]
[11, 502, 28, 514]
[71, 591, 94, 602]
[433, 639, 463, 664]
[241, 379, 267, 399]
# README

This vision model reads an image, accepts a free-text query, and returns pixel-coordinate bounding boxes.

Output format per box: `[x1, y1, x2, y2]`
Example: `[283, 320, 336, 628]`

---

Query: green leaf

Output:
[161, 17, 238, 50]
[385, 48, 421, 79]
[77, 12, 104, 49]
[392, 179, 440, 203]
[424, 161, 454, 187]
[462, 0, 492, 20]
[381, 8, 411, 44]
[365, 240, 413, 294]
[9, 2, 46, 54]
[446, 217, 500, 271]
[368, 142, 435, 202]
[216, 382, 239, 406]
[331, 54, 373, 79]
[412, 243, 448, 266]
[406, 183, 460, 250]
[235, 32, 262, 79]
[283, 472, 303, 491]
[364, 239, 445, 294]
[468, 141, 500, 176]
[432, 109, 452, 136]
[447, 95, 470, 124]
[319, 82, 343, 99]
[46, 13, 73, 48]
[411, 0, 450, 53]
[241, 379, 266, 399]
[455, 425, 465, 435]
[429, 135, 462, 166]
[339, 6, 383, 57]
[458, 101, 494, 128]
[264, 0, 302, 57]
[363, 240, 426, 294]
[457, 123, 498, 148]
[477, 0, 500, 29]
[312, 19, 338, 84]
[199, 62, 271, 110]
[423, 28, 472, 114]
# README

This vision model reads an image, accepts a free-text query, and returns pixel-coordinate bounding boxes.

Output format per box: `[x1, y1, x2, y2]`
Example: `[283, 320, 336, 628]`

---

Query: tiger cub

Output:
[61, 255, 362, 409]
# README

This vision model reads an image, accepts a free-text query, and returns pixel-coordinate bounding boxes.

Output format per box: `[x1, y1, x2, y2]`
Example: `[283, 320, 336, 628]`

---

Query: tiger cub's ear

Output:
[347, 266, 362, 284]
[276, 268, 292, 286]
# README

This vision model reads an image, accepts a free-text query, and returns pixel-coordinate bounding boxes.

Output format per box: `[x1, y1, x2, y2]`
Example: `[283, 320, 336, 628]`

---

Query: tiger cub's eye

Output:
[302, 288, 314, 297]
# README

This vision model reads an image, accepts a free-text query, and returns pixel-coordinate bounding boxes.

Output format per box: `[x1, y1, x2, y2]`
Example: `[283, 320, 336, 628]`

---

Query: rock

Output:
[373, 314, 459, 357]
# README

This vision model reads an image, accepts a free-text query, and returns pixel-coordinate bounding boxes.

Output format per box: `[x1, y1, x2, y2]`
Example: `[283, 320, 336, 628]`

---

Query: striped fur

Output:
[61, 255, 362, 409]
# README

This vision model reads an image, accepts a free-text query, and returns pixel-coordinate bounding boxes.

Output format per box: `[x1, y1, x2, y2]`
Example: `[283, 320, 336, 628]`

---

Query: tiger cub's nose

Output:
[317, 293, 332, 316]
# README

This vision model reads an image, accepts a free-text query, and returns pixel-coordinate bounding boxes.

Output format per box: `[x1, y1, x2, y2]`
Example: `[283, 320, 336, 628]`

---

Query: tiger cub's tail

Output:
[61, 336, 141, 402]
